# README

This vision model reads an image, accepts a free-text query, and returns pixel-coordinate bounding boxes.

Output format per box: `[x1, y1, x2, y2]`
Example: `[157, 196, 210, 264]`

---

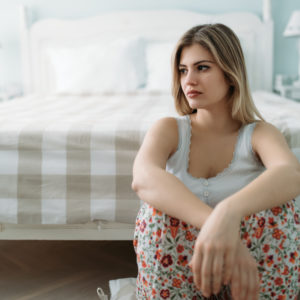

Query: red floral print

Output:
[177, 255, 188, 267]
[275, 277, 283, 286]
[272, 228, 284, 240]
[161, 255, 173, 268]
[289, 251, 298, 264]
[140, 219, 147, 233]
[271, 206, 283, 216]
[268, 217, 277, 228]
[258, 217, 266, 227]
[160, 289, 170, 299]
[255, 227, 264, 238]
[176, 244, 184, 253]
[294, 213, 299, 224]
[134, 200, 299, 299]
[172, 278, 182, 288]
[185, 231, 194, 241]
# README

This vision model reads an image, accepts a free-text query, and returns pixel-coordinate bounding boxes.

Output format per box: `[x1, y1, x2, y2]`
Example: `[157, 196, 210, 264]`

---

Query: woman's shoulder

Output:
[147, 116, 188, 157]
[151, 115, 189, 134]
[251, 121, 284, 139]
[153, 116, 178, 127]
[146, 117, 179, 151]
[251, 121, 289, 154]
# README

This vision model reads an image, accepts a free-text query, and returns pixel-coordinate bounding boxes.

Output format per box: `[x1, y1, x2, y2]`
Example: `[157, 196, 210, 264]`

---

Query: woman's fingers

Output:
[200, 246, 213, 297]
[230, 242, 260, 300]
[191, 243, 226, 297]
[230, 265, 239, 300]
[223, 249, 235, 285]
[211, 251, 224, 295]
[190, 252, 202, 290]
[239, 264, 247, 300]
[245, 261, 260, 300]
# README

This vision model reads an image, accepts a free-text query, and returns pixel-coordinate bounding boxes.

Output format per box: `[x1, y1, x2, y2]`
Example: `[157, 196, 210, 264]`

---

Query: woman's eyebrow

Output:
[179, 60, 215, 67]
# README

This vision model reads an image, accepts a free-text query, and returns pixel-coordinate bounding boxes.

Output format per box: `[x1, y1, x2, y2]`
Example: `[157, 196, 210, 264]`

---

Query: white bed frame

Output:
[0, 0, 273, 241]
[20, 1, 273, 95]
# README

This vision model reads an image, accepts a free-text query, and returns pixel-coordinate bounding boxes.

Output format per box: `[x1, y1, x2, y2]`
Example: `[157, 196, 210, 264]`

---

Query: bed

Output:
[0, 0, 299, 240]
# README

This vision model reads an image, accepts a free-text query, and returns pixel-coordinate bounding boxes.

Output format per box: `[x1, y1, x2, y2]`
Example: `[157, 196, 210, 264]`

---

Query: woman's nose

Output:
[184, 71, 197, 86]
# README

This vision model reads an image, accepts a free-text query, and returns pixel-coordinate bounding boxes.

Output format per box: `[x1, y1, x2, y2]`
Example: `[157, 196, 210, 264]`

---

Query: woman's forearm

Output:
[222, 165, 300, 218]
[132, 166, 212, 228]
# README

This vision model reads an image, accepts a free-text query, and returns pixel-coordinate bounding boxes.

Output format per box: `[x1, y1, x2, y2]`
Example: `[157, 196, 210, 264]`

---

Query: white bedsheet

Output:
[253, 91, 300, 148]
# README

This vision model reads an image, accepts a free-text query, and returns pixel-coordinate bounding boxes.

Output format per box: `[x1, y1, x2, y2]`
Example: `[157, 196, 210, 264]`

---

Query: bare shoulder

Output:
[151, 117, 178, 132]
[253, 121, 284, 138]
[252, 121, 287, 147]
[252, 121, 298, 167]
[143, 117, 179, 159]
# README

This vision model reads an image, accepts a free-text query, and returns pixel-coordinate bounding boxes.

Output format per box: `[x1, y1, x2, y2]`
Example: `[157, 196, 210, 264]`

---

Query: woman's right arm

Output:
[132, 117, 212, 229]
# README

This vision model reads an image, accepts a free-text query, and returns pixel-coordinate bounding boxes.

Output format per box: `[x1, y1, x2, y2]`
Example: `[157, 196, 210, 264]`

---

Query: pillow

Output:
[46, 36, 146, 94]
[144, 42, 175, 93]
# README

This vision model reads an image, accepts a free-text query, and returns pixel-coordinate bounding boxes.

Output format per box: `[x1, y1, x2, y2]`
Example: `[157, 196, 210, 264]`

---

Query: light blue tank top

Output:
[166, 115, 265, 208]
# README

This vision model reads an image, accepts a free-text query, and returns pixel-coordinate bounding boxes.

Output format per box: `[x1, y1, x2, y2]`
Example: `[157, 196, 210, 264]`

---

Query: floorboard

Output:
[0, 240, 137, 300]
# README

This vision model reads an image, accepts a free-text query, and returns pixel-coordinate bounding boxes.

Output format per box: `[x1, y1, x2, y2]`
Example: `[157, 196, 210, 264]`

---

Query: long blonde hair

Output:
[172, 23, 264, 124]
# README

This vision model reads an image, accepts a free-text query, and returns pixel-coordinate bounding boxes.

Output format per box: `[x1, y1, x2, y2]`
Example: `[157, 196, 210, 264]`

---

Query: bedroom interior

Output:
[0, 0, 299, 298]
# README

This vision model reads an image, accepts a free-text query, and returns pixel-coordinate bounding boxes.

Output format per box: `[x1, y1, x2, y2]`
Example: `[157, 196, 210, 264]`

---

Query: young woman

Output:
[132, 24, 300, 300]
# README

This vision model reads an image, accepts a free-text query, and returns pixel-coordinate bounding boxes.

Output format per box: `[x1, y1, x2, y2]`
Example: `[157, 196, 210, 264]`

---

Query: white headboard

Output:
[19, 1, 273, 95]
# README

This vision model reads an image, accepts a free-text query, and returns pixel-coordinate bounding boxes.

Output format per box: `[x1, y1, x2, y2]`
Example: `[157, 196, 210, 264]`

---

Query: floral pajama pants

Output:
[133, 200, 300, 300]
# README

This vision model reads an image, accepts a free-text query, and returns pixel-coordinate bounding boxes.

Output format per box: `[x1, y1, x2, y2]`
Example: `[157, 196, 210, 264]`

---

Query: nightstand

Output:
[274, 81, 300, 102]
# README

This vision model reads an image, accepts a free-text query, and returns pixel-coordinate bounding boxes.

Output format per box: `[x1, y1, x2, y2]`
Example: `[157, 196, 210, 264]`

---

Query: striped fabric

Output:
[0, 91, 299, 225]
[0, 93, 177, 224]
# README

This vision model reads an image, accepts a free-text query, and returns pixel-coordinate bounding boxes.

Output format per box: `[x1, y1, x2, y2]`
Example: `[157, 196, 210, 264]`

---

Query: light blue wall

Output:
[273, 0, 300, 78]
[0, 0, 299, 92]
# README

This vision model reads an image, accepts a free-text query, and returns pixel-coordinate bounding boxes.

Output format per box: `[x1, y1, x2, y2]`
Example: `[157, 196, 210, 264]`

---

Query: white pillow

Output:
[46, 36, 146, 94]
[144, 37, 253, 93]
[145, 42, 175, 93]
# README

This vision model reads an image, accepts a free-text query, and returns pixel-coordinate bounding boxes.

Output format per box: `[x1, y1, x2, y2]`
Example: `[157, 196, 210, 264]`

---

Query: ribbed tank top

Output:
[166, 115, 266, 208]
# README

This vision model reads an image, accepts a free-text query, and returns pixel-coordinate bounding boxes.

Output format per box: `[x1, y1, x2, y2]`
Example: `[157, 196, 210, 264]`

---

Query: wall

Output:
[273, 0, 300, 79]
[0, 0, 299, 93]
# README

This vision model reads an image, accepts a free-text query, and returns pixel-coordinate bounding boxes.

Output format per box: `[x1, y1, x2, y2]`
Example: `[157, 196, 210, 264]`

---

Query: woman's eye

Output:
[197, 65, 209, 71]
[179, 68, 187, 74]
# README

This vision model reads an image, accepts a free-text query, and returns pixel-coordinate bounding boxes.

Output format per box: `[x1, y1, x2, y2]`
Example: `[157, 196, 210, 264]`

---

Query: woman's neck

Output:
[192, 105, 241, 134]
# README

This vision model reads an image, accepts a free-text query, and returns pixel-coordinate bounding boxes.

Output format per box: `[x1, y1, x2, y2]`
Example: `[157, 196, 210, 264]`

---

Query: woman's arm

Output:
[221, 122, 300, 218]
[132, 117, 213, 229]
[190, 122, 300, 299]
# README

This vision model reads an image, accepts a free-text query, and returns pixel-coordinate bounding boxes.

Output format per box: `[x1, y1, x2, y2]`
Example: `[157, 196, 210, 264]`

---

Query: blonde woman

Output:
[132, 24, 300, 300]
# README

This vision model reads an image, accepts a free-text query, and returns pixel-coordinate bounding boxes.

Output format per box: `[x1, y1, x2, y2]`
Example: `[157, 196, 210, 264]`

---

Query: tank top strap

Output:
[174, 115, 190, 154]
[236, 122, 258, 159]
[166, 115, 191, 173]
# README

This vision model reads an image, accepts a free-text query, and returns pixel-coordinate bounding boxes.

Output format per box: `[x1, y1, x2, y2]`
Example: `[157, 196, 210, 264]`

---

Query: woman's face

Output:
[179, 43, 231, 111]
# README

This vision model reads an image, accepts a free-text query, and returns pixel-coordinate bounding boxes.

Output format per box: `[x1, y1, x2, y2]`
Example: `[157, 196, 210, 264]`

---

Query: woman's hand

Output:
[230, 241, 260, 300]
[189, 201, 241, 297]
[189, 200, 260, 299]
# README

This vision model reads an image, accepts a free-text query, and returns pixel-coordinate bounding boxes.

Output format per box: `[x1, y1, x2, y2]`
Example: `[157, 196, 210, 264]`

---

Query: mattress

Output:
[0, 91, 299, 225]
[253, 91, 300, 148]
[0, 92, 177, 224]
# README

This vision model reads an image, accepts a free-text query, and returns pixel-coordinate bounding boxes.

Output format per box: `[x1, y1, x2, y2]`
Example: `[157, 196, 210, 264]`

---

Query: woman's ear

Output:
[225, 74, 234, 87]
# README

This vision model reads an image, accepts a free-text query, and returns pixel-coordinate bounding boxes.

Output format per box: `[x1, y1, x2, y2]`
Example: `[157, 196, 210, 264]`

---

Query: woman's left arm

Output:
[223, 121, 300, 217]
[190, 122, 300, 298]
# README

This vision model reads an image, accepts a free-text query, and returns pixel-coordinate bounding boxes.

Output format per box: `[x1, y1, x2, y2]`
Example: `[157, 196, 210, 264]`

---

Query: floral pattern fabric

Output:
[133, 200, 300, 300]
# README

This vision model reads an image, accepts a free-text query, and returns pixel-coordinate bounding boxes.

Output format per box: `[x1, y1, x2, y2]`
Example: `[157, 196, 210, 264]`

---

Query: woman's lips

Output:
[187, 90, 202, 98]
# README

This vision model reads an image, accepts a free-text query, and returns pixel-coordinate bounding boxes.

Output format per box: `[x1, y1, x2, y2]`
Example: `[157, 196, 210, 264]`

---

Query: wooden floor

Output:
[0, 240, 137, 300]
